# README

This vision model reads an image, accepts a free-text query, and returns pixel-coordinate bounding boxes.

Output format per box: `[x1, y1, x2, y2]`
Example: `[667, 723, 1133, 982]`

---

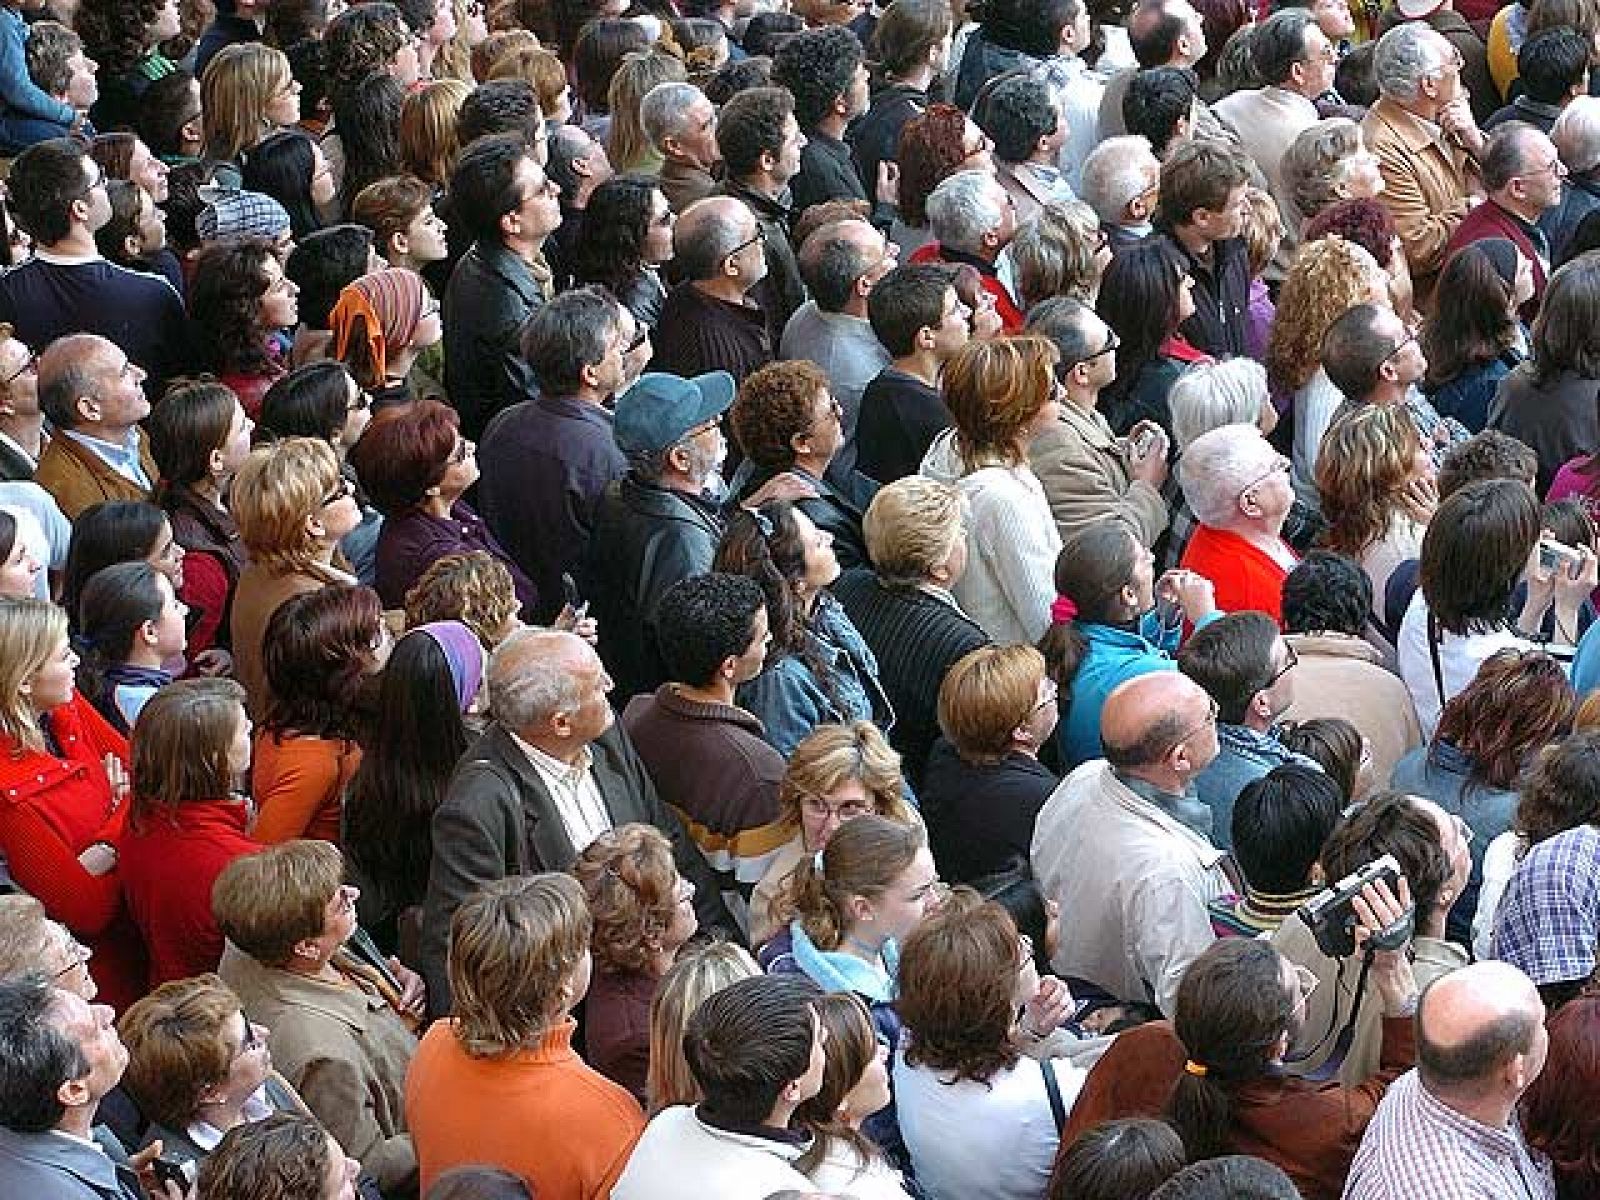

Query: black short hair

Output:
[771, 25, 863, 130]
[9, 138, 88, 247]
[1518, 27, 1590, 106]
[137, 68, 200, 159]
[458, 79, 543, 147]
[0, 979, 86, 1134]
[656, 574, 766, 686]
[1281, 550, 1372, 636]
[1318, 790, 1453, 925]
[975, 73, 1059, 165]
[1123, 67, 1197, 158]
[716, 86, 794, 179]
[1231, 764, 1342, 894]
[1320, 302, 1392, 402]
[1147, 1155, 1303, 1200]
[743, 11, 804, 59]
[1176, 611, 1281, 725]
[1050, 1119, 1186, 1200]
[1249, 9, 1315, 87]
[261, 361, 357, 441]
[519, 285, 621, 395]
[868, 263, 956, 357]
[685, 974, 821, 1124]
[1334, 41, 1378, 107]
[285, 224, 377, 330]
[449, 131, 531, 243]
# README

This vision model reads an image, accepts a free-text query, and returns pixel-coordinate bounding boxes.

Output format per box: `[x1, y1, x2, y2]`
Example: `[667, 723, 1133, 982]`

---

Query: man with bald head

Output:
[33, 333, 157, 520]
[418, 628, 729, 1015]
[1030, 671, 1230, 1016]
[649, 196, 775, 386]
[1345, 961, 1556, 1199]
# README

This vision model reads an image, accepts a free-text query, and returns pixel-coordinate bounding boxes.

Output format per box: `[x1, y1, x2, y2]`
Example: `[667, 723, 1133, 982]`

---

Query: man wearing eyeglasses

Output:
[1177, 611, 1322, 854]
[651, 197, 774, 386]
[1443, 123, 1563, 320]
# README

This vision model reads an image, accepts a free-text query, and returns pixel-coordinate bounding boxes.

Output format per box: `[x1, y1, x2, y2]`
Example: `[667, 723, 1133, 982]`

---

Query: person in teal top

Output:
[1041, 522, 1222, 770]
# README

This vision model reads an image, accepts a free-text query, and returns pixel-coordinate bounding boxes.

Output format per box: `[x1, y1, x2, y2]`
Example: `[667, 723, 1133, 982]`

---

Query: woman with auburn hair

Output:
[572, 824, 701, 1104]
[893, 888, 1087, 1200]
[645, 941, 762, 1115]
[189, 238, 300, 420]
[920, 334, 1063, 644]
[252, 585, 389, 845]
[1316, 403, 1436, 605]
[1392, 647, 1576, 944]
[894, 103, 992, 255]
[399, 79, 472, 188]
[201, 43, 302, 163]
[229, 438, 363, 715]
[794, 992, 915, 1200]
[405, 873, 646, 1196]
[749, 722, 915, 946]
[1420, 239, 1532, 433]
[348, 398, 537, 614]
[120, 678, 258, 984]
[1521, 991, 1600, 1198]
[0, 597, 145, 1009]
[1268, 236, 1391, 502]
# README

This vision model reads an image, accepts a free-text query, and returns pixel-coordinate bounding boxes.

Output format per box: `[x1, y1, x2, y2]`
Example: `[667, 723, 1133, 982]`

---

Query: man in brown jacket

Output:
[33, 333, 158, 521]
[1362, 23, 1486, 308]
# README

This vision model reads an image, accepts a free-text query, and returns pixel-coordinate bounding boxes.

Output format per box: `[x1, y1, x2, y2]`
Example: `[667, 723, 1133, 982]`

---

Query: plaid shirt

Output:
[1490, 823, 1600, 986]
[1343, 1070, 1556, 1200]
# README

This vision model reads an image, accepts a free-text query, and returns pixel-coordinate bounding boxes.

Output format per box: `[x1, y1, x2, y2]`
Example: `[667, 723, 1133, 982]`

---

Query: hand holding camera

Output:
[1349, 872, 1420, 1018]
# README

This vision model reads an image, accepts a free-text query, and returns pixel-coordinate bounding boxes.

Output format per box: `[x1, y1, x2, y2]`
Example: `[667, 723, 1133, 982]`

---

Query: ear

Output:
[758, 148, 777, 176]
[139, 618, 161, 647]
[291, 936, 322, 961]
[123, 233, 142, 260]
[208, 444, 227, 478]
[790, 427, 813, 457]
[915, 323, 938, 352]
[75, 393, 101, 425]
[57, 1075, 91, 1111]
[498, 208, 521, 242]
[304, 511, 326, 542]
[717, 651, 741, 682]
[661, 134, 685, 162]
[182, 116, 203, 146]
[579, 358, 604, 390]
[832, 90, 850, 118]
[846, 892, 875, 924]
[549, 709, 575, 739]
[389, 229, 409, 260]
[1252, 686, 1272, 718]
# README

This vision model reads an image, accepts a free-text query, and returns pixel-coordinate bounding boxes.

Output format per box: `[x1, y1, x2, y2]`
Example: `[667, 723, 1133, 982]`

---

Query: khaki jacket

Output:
[1029, 400, 1168, 548]
[34, 430, 156, 521]
[1283, 631, 1423, 791]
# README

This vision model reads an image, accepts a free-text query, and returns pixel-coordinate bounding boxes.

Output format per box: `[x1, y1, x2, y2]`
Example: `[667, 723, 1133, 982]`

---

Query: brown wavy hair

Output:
[1315, 404, 1423, 559]
[896, 888, 1022, 1085]
[1435, 648, 1575, 792]
[1516, 729, 1600, 847]
[572, 823, 685, 975]
[793, 992, 882, 1175]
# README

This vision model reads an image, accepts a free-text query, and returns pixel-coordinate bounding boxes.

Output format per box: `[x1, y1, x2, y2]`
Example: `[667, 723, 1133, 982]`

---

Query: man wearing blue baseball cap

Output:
[589, 370, 736, 699]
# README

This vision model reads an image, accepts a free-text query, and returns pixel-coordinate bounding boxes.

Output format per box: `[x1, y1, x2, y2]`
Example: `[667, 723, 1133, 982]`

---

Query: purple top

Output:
[371, 498, 539, 615]
[1244, 277, 1274, 367]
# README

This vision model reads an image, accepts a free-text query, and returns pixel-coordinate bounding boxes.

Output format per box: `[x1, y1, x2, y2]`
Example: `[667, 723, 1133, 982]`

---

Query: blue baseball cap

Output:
[614, 371, 736, 454]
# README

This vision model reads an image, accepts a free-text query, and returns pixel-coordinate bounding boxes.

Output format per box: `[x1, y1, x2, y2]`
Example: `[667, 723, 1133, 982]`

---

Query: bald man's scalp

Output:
[1416, 963, 1543, 1093]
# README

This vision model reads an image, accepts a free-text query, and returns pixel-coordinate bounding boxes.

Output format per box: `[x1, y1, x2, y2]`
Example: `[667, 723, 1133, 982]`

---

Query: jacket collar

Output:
[620, 473, 724, 526]
[470, 239, 550, 307]
[218, 944, 387, 1033]
[786, 920, 898, 1002]
[651, 684, 767, 735]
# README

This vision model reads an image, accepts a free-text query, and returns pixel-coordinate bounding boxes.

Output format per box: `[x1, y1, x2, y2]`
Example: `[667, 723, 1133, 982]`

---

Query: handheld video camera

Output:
[1296, 854, 1412, 960]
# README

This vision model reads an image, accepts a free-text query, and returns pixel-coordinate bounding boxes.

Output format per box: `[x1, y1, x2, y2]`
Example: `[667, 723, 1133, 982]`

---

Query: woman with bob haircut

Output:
[349, 398, 536, 613]
[201, 43, 302, 163]
[215, 840, 421, 1193]
[399, 78, 471, 189]
[229, 438, 364, 715]
[1315, 403, 1436, 605]
[189, 238, 299, 419]
[117, 973, 307, 1167]
[402, 550, 523, 651]
[749, 721, 916, 947]
[1392, 647, 1575, 944]
[0, 509, 40, 600]
[241, 129, 338, 240]
[713, 503, 890, 758]
[1398, 478, 1592, 735]
[197, 1112, 361, 1200]
[832, 476, 991, 790]
[148, 378, 255, 661]
[573, 824, 701, 1104]
[919, 335, 1063, 645]
[259, 361, 373, 458]
[351, 174, 451, 274]
[344, 620, 481, 955]
[119, 677, 259, 984]
[1521, 990, 1600, 1197]
[0, 597, 144, 1008]
[1420, 239, 1532, 433]
[405, 872, 646, 1196]
[892, 888, 1088, 1200]
[574, 176, 676, 330]
[1278, 118, 1385, 228]
[920, 644, 1060, 885]
[252, 584, 389, 845]
[646, 940, 762, 1115]
[793, 991, 916, 1199]
[75, 561, 188, 735]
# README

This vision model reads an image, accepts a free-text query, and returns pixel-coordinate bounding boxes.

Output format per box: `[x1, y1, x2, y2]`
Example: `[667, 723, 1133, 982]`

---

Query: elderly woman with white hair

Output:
[1545, 96, 1600, 262]
[1279, 119, 1386, 228]
[1178, 423, 1299, 625]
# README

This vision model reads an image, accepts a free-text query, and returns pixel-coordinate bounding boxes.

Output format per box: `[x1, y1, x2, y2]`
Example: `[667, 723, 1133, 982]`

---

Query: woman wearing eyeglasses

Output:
[348, 397, 538, 614]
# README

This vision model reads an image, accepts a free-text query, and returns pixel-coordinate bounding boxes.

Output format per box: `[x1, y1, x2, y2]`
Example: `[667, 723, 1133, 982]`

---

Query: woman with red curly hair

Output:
[348, 397, 537, 614]
[571, 824, 701, 1105]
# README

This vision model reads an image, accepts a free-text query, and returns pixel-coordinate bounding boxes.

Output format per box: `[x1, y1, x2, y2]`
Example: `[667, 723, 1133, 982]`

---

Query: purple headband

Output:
[410, 620, 485, 712]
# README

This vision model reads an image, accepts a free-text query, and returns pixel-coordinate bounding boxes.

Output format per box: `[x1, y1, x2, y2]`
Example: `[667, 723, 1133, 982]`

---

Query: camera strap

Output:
[1284, 950, 1374, 1082]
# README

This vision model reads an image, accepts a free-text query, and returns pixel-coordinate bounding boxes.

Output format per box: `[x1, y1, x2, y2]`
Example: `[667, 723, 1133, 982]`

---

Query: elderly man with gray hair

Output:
[1544, 95, 1600, 260]
[1178, 422, 1300, 625]
[417, 628, 730, 1014]
[1361, 22, 1485, 308]
[1080, 135, 1163, 251]
[922, 168, 1024, 329]
[643, 81, 723, 213]
[650, 196, 774, 383]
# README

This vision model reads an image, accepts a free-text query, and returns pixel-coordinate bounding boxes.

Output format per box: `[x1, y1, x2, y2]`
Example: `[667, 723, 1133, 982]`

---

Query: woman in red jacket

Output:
[0, 597, 146, 1008]
[120, 677, 262, 985]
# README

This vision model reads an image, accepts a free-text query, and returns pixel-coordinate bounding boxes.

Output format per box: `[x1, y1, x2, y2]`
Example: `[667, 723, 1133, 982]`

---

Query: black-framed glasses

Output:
[1057, 329, 1120, 377]
[448, 437, 474, 465]
[0, 351, 36, 390]
[1381, 329, 1418, 364]
[321, 476, 355, 506]
[230, 1017, 264, 1063]
[725, 225, 766, 260]
[624, 324, 650, 354]
[1029, 678, 1059, 716]
[1260, 642, 1299, 690]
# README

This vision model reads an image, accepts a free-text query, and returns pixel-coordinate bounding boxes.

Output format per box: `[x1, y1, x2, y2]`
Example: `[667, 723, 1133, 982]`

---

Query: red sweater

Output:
[0, 691, 146, 1008]
[120, 799, 261, 985]
[1180, 524, 1297, 627]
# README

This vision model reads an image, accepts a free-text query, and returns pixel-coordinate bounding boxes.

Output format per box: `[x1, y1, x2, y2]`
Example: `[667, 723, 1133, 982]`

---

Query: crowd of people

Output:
[0, 0, 1599, 1196]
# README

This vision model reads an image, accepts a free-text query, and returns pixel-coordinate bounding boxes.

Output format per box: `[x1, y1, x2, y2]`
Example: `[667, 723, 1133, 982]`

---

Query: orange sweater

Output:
[405, 1018, 645, 1198]
[250, 731, 361, 845]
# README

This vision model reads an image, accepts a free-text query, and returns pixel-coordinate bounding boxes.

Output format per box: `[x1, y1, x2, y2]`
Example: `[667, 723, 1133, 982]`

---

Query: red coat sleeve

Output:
[179, 551, 232, 657]
[0, 793, 124, 935]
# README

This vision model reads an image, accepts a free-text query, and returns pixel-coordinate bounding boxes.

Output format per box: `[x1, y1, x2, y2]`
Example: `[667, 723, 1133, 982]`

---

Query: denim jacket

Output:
[1196, 724, 1320, 850]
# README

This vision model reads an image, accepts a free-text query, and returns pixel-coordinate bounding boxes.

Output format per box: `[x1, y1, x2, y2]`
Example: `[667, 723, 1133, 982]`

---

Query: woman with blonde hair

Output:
[202, 43, 302, 163]
[0, 597, 145, 1009]
[919, 335, 1064, 644]
[1267, 235, 1391, 501]
[646, 940, 761, 1114]
[229, 438, 364, 715]
[403, 551, 523, 650]
[607, 50, 690, 175]
[399, 79, 472, 188]
[405, 873, 645, 1195]
[1316, 404, 1436, 607]
[750, 721, 916, 946]
[1278, 118, 1385, 227]
[572, 823, 701, 1104]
